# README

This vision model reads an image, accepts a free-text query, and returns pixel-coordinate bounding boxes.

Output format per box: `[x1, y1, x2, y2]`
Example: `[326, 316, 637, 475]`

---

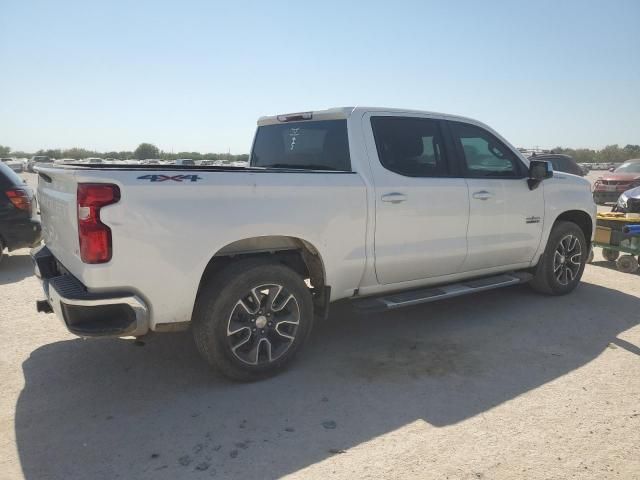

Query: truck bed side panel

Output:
[38, 167, 368, 328]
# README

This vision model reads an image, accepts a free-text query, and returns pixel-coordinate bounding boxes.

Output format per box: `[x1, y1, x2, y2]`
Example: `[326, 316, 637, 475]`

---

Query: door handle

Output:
[381, 192, 407, 204]
[472, 190, 493, 200]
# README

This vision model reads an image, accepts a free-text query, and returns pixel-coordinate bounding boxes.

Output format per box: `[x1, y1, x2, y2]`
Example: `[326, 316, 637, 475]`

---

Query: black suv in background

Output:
[528, 153, 585, 176]
[0, 162, 41, 262]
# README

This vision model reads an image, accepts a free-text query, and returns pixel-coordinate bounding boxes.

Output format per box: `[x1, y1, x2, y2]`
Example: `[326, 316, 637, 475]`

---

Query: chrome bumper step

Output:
[352, 272, 533, 312]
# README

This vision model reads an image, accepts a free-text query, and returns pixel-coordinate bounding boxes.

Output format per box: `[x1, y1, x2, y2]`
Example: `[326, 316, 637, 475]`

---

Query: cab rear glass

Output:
[250, 120, 351, 171]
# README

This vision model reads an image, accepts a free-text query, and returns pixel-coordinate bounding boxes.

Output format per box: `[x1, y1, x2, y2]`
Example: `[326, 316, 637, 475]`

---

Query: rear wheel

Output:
[192, 258, 314, 381]
[616, 255, 639, 274]
[530, 221, 587, 295]
[602, 248, 620, 262]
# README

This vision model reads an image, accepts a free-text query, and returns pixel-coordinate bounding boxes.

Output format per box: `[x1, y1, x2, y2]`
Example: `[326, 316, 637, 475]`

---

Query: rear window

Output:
[0, 162, 24, 187]
[250, 120, 351, 171]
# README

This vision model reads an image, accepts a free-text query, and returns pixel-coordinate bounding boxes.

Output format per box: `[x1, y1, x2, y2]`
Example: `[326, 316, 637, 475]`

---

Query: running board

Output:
[352, 272, 533, 312]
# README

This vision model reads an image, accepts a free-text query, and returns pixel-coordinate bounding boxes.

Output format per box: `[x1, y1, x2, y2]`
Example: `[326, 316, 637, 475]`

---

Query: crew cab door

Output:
[446, 120, 544, 271]
[363, 113, 469, 285]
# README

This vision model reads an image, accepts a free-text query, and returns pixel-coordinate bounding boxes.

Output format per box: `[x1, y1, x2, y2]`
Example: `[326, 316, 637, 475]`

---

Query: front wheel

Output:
[192, 259, 314, 381]
[529, 221, 588, 295]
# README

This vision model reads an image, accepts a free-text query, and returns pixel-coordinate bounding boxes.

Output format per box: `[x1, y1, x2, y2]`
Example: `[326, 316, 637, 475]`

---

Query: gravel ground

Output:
[0, 172, 638, 479]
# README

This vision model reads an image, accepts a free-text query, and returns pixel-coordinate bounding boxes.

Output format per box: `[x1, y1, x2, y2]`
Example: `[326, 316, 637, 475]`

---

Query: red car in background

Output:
[593, 159, 640, 204]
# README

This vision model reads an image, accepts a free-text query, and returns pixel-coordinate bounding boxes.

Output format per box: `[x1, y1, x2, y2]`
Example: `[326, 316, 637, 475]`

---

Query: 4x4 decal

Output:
[137, 174, 202, 182]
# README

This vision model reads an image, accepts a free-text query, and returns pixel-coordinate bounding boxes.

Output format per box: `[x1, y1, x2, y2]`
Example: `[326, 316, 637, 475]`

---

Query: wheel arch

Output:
[195, 236, 329, 318]
[554, 209, 593, 248]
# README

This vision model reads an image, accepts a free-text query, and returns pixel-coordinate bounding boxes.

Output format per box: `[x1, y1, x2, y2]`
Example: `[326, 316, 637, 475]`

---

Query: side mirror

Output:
[528, 160, 553, 190]
[529, 160, 553, 180]
[609, 167, 615, 172]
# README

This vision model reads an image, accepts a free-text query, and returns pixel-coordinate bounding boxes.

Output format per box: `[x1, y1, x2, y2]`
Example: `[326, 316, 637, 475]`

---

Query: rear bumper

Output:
[31, 245, 149, 337]
[3, 218, 42, 250]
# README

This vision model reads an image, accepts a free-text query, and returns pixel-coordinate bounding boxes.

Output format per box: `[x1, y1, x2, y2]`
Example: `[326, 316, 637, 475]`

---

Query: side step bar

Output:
[352, 272, 533, 312]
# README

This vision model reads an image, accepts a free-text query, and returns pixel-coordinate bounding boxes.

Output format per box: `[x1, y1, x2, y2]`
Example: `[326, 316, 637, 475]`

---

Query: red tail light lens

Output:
[77, 183, 120, 264]
[5, 188, 32, 213]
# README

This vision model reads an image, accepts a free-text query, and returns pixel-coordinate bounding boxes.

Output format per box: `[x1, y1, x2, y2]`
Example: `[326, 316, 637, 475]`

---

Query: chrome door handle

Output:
[472, 190, 493, 200]
[381, 192, 407, 204]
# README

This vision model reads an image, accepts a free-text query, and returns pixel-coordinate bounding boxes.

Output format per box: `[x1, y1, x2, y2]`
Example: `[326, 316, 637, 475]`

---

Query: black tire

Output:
[616, 255, 639, 274]
[0, 237, 5, 265]
[529, 221, 587, 295]
[602, 248, 620, 262]
[192, 258, 314, 381]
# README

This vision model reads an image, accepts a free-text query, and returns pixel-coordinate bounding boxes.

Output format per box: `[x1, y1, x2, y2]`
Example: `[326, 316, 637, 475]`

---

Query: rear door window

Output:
[370, 116, 450, 177]
[251, 120, 351, 171]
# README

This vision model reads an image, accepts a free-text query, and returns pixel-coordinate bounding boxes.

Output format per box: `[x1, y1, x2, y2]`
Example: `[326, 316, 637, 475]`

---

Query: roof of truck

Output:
[257, 106, 481, 126]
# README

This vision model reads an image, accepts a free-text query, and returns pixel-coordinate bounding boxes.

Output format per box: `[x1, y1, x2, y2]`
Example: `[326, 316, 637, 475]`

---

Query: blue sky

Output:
[1, 0, 638, 153]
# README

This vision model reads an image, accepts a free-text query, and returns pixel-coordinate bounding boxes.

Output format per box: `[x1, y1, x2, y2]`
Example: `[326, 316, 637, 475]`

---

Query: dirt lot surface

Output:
[1, 171, 638, 479]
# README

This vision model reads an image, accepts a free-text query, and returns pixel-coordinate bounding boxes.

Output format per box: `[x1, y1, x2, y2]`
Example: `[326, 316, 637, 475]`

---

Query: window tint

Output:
[371, 116, 449, 177]
[450, 122, 523, 178]
[250, 120, 351, 171]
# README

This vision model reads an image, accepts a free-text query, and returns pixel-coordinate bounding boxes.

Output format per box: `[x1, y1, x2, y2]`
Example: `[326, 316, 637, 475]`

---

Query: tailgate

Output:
[37, 167, 80, 270]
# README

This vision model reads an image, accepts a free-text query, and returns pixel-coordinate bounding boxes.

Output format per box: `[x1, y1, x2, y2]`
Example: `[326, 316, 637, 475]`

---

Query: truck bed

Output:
[36, 164, 368, 329]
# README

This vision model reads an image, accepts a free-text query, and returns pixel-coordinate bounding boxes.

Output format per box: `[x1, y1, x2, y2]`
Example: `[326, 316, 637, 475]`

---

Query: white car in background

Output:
[174, 158, 195, 166]
[84, 157, 106, 164]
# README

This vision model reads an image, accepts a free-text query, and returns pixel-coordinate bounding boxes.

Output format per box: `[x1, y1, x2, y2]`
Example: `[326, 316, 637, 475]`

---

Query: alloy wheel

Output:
[226, 284, 300, 365]
[553, 234, 582, 286]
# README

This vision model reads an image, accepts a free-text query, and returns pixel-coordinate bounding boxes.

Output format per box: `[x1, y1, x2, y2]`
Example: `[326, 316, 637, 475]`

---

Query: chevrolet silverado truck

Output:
[32, 107, 596, 380]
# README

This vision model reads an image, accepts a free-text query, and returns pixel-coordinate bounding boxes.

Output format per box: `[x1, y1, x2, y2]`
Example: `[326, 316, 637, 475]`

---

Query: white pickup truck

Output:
[33, 107, 596, 380]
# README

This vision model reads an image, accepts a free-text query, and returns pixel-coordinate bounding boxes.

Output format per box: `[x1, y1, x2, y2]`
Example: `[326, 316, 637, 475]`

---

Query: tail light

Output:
[5, 188, 32, 213]
[77, 183, 120, 264]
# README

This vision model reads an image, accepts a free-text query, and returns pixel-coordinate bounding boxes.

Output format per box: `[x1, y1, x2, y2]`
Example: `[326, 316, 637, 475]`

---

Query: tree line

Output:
[0, 143, 249, 162]
[2, 142, 639, 164]
[546, 144, 640, 164]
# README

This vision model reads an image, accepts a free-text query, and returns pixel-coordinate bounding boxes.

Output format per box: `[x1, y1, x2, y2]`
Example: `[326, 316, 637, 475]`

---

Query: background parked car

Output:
[174, 158, 195, 166]
[528, 153, 585, 176]
[0, 162, 41, 263]
[85, 157, 105, 164]
[593, 158, 640, 204]
[578, 163, 591, 174]
[614, 185, 640, 214]
[27, 156, 53, 172]
[1, 158, 24, 173]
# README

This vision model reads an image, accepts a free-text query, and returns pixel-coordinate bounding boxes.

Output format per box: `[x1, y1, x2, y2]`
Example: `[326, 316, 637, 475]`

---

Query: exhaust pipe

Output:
[36, 300, 53, 314]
